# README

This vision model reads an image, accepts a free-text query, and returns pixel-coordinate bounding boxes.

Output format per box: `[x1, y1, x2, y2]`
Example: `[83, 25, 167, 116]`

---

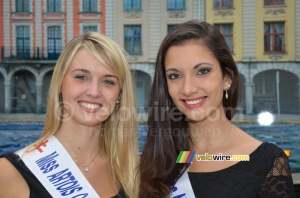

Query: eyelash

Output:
[102, 80, 115, 85]
[197, 67, 212, 75]
[167, 67, 212, 80]
[75, 75, 88, 80]
[74, 75, 115, 85]
[167, 73, 181, 80]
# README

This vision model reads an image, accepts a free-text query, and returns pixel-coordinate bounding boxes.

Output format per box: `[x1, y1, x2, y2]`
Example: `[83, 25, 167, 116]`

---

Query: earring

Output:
[116, 100, 120, 104]
[225, 85, 231, 100]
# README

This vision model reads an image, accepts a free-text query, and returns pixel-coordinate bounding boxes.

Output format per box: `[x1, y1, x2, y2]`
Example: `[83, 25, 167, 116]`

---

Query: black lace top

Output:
[188, 142, 295, 198]
[1, 153, 127, 198]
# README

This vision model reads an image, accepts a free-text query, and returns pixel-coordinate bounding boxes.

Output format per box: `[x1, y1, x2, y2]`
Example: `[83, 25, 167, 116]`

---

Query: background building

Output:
[0, 0, 105, 113]
[107, 0, 300, 115]
[0, 0, 299, 115]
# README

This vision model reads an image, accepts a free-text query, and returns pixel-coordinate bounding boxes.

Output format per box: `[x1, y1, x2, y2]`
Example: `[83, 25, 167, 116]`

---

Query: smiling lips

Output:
[182, 97, 207, 109]
[79, 101, 103, 112]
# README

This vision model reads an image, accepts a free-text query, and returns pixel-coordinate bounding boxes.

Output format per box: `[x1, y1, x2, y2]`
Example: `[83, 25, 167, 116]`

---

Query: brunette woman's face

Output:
[165, 42, 231, 122]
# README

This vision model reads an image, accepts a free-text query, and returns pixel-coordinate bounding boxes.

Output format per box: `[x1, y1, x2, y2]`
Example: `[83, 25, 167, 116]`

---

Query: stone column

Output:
[4, 80, 11, 113]
[36, 80, 42, 113]
[245, 82, 254, 114]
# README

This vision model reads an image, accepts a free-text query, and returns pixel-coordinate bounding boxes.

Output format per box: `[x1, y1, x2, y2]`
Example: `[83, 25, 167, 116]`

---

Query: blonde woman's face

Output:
[60, 48, 121, 127]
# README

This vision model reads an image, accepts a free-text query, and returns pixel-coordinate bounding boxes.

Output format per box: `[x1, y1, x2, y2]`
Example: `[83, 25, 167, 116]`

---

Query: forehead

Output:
[68, 48, 109, 68]
[65, 48, 111, 74]
[165, 42, 218, 68]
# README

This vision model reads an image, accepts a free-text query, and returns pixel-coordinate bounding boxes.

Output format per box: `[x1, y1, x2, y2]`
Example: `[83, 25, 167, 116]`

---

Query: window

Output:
[264, 22, 284, 53]
[167, 0, 185, 10]
[16, 0, 30, 12]
[47, 0, 61, 12]
[167, 24, 177, 33]
[48, 26, 61, 60]
[124, 25, 142, 55]
[83, 26, 98, 33]
[264, 0, 284, 6]
[213, 0, 233, 8]
[82, 0, 97, 13]
[16, 26, 30, 59]
[214, 24, 233, 52]
[124, 0, 141, 10]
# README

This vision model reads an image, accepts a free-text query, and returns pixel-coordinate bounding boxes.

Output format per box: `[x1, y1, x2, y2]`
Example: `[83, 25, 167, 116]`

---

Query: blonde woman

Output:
[0, 32, 139, 198]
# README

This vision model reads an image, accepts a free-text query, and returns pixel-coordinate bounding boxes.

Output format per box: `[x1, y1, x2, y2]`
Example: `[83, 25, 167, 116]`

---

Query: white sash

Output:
[170, 170, 196, 198]
[16, 135, 100, 198]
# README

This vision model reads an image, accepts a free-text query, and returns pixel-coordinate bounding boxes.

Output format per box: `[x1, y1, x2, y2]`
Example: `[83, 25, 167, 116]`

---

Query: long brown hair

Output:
[139, 20, 239, 197]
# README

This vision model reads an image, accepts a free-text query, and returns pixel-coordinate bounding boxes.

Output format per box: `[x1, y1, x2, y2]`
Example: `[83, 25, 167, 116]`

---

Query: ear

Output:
[223, 74, 232, 90]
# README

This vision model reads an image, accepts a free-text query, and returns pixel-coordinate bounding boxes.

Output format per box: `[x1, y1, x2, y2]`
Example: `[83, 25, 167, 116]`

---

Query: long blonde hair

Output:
[27, 32, 139, 197]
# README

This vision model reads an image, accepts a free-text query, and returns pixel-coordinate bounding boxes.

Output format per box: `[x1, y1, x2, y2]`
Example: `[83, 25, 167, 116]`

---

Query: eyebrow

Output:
[71, 69, 119, 79]
[165, 62, 213, 72]
[104, 74, 119, 80]
[71, 68, 90, 73]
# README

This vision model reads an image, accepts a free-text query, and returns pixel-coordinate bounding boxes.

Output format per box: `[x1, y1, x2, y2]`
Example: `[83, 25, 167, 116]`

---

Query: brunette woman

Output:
[140, 20, 295, 198]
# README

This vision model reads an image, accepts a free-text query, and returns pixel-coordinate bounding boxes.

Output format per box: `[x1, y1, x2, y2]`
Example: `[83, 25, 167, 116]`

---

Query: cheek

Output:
[61, 79, 81, 98]
[167, 82, 177, 97]
[168, 87, 182, 106]
[61, 87, 78, 100]
[109, 97, 117, 103]
[207, 85, 224, 102]
[107, 90, 120, 102]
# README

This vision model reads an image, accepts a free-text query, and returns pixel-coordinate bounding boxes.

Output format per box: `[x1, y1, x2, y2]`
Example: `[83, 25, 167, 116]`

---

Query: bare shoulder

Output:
[0, 157, 29, 197]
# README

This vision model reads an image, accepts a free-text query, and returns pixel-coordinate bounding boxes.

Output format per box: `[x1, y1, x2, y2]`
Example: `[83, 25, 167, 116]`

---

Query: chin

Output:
[80, 120, 103, 127]
[73, 114, 106, 127]
[187, 115, 207, 123]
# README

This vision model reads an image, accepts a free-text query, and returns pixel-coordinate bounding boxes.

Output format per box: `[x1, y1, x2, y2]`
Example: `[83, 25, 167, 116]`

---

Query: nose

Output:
[182, 77, 197, 96]
[86, 81, 101, 98]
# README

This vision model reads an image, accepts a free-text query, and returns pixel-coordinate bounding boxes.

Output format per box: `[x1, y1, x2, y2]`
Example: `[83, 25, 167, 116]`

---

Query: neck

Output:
[55, 120, 102, 160]
[189, 119, 232, 154]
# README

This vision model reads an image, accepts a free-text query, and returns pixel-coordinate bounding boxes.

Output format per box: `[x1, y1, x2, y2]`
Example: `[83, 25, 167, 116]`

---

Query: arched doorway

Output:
[279, 71, 299, 114]
[11, 70, 36, 113]
[253, 70, 299, 114]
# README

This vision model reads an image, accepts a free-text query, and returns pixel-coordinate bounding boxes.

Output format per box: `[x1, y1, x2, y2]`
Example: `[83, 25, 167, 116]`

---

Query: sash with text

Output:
[170, 170, 195, 198]
[16, 135, 100, 198]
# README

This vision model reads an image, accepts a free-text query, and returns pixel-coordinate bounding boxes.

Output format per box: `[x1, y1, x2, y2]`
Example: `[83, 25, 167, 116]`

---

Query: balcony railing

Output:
[0, 46, 61, 61]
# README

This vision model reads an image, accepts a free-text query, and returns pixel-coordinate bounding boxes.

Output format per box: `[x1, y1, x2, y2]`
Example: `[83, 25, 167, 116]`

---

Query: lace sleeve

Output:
[258, 154, 295, 198]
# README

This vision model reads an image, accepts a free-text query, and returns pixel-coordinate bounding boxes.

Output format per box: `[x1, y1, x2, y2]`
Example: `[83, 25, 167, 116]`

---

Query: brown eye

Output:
[197, 67, 212, 75]
[167, 73, 181, 80]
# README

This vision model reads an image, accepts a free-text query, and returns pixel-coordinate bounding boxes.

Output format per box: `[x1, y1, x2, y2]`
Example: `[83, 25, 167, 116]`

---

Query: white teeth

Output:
[185, 99, 202, 105]
[79, 102, 100, 110]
